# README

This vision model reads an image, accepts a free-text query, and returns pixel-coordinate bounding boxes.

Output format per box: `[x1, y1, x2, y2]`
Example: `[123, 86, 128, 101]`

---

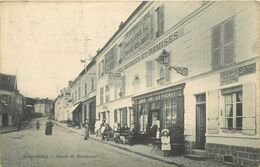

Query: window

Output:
[105, 46, 118, 72]
[119, 108, 128, 127]
[114, 110, 118, 122]
[78, 86, 81, 99]
[120, 76, 126, 97]
[91, 77, 95, 91]
[85, 83, 87, 96]
[224, 91, 242, 130]
[146, 61, 153, 87]
[211, 17, 235, 69]
[99, 60, 105, 77]
[138, 104, 148, 132]
[155, 5, 164, 37]
[105, 85, 110, 102]
[100, 87, 104, 104]
[118, 42, 125, 64]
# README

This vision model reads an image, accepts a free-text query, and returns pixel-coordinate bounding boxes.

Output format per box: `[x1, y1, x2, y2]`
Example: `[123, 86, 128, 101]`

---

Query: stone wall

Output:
[206, 143, 260, 167]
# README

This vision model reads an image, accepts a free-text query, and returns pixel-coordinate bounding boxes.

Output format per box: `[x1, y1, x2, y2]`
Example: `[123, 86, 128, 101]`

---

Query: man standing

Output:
[83, 120, 89, 140]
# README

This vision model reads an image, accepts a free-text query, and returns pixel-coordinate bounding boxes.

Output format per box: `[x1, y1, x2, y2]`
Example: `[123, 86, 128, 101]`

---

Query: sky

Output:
[0, 1, 140, 99]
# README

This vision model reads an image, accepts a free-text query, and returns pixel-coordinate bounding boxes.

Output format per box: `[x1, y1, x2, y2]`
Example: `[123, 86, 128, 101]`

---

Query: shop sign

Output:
[124, 34, 175, 70]
[239, 63, 256, 76]
[124, 12, 153, 56]
[220, 63, 256, 85]
[220, 68, 239, 85]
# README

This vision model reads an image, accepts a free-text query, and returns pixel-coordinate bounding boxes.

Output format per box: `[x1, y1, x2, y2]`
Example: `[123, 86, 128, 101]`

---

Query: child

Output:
[161, 128, 171, 157]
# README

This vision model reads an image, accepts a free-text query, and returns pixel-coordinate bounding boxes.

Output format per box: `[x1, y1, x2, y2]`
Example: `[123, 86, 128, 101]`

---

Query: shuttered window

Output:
[223, 91, 242, 130]
[100, 87, 104, 104]
[155, 5, 164, 37]
[146, 61, 153, 87]
[211, 17, 235, 69]
[207, 90, 219, 134]
[242, 83, 256, 135]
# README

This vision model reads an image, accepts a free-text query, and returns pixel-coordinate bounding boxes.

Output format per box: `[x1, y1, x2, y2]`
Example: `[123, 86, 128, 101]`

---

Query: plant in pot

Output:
[168, 123, 185, 155]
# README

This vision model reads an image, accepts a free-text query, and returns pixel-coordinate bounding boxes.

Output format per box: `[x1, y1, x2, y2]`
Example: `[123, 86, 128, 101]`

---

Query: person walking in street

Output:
[45, 119, 54, 135]
[83, 120, 89, 140]
[161, 128, 171, 157]
[36, 120, 40, 131]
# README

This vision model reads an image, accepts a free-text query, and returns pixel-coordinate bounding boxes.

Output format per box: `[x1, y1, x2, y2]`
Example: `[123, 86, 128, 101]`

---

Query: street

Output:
[0, 119, 176, 167]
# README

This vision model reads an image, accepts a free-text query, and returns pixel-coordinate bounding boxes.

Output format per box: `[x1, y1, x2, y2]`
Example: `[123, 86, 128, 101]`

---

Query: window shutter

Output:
[164, 52, 171, 83]
[146, 61, 153, 87]
[211, 26, 221, 69]
[159, 5, 164, 35]
[223, 18, 235, 65]
[207, 90, 219, 134]
[242, 83, 256, 135]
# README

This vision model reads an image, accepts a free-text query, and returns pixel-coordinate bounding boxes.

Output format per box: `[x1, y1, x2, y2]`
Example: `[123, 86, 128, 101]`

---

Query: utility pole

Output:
[81, 34, 91, 73]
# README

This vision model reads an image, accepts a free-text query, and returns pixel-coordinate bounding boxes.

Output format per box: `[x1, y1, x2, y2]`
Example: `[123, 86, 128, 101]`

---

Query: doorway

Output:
[2, 113, 8, 127]
[195, 94, 206, 149]
[148, 109, 160, 137]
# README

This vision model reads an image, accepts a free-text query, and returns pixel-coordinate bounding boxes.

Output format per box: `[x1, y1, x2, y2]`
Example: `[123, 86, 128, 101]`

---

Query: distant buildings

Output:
[0, 73, 23, 127]
[69, 60, 96, 132]
[54, 81, 73, 122]
[34, 98, 54, 117]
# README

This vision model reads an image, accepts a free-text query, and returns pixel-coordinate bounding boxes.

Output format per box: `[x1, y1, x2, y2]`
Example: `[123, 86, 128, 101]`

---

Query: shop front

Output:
[132, 83, 185, 141]
[81, 97, 96, 133]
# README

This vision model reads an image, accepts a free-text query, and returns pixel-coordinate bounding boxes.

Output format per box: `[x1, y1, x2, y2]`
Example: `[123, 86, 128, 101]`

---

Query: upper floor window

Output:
[78, 86, 81, 100]
[100, 87, 104, 104]
[99, 60, 105, 78]
[105, 85, 110, 102]
[118, 42, 125, 64]
[155, 5, 164, 37]
[211, 17, 235, 70]
[85, 83, 87, 96]
[146, 61, 153, 87]
[91, 77, 95, 91]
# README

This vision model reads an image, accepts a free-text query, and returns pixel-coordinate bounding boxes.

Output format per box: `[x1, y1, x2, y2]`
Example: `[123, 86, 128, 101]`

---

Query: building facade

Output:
[54, 81, 73, 122]
[0, 73, 24, 127]
[34, 98, 54, 117]
[94, 1, 260, 166]
[70, 60, 96, 132]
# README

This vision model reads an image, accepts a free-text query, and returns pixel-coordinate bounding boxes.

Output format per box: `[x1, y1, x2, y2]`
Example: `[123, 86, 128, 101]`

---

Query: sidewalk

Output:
[0, 119, 32, 135]
[0, 126, 17, 134]
[54, 121, 234, 167]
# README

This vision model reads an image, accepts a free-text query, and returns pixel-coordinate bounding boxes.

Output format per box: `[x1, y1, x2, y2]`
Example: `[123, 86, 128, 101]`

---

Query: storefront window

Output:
[224, 91, 243, 130]
[138, 104, 148, 132]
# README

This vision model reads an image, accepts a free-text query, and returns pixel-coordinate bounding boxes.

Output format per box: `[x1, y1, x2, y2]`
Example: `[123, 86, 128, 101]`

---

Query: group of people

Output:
[35, 117, 171, 157]
[35, 119, 54, 136]
[94, 118, 137, 145]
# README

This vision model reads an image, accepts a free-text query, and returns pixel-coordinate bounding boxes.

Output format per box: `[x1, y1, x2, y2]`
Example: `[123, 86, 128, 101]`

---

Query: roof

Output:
[71, 1, 147, 87]
[0, 73, 17, 91]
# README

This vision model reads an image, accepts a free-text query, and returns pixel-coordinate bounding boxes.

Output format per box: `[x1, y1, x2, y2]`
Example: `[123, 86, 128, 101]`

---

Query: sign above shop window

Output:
[220, 63, 256, 85]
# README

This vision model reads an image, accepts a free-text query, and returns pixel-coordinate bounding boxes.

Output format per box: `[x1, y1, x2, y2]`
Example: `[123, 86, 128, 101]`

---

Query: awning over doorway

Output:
[68, 103, 80, 115]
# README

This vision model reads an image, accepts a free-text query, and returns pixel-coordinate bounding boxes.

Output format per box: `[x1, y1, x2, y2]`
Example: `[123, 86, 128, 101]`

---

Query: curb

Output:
[0, 128, 18, 135]
[54, 121, 182, 167]
[0, 120, 32, 135]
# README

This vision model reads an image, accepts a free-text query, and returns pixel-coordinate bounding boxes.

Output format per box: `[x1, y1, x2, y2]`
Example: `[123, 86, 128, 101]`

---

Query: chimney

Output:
[68, 81, 73, 88]
[119, 21, 124, 29]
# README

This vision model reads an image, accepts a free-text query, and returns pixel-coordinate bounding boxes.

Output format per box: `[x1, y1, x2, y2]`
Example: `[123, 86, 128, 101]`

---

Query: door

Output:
[2, 113, 8, 127]
[196, 94, 206, 149]
[149, 110, 160, 137]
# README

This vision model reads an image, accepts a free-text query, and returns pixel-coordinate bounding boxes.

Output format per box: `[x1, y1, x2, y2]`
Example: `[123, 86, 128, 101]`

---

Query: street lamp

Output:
[156, 49, 188, 76]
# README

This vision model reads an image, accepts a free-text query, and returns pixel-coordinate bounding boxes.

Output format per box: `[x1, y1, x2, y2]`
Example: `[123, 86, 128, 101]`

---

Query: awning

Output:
[68, 103, 80, 114]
